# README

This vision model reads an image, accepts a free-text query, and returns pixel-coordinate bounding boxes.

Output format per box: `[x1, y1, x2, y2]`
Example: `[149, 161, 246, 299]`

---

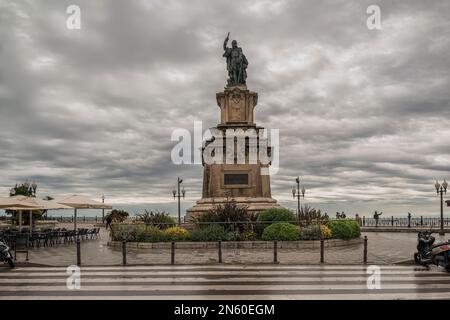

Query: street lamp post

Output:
[435, 180, 447, 236]
[172, 177, 185, 226]
[292, 176, 305, 220]
[102, 195, 105, 223]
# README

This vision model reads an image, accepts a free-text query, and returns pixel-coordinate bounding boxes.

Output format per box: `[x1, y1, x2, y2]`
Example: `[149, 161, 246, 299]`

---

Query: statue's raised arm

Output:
[223, 32, 230, 51]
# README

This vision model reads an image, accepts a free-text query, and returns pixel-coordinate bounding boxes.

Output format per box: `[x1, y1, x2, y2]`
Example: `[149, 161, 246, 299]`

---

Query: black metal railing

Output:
[361, 216, 450, 227]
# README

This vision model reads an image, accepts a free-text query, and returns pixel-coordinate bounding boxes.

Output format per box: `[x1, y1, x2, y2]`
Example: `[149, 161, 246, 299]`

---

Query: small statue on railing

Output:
[373, 211, 383, 227]
[336, 211, 346, 219]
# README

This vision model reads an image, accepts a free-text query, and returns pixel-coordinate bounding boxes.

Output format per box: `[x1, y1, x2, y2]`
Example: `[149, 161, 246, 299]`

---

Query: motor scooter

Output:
[0, 238, 14, 268]
[414, 231, 450, 272]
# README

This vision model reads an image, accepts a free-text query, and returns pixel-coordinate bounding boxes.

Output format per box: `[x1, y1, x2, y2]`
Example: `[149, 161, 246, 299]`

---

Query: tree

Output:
[7, 181, 40, 226]
[9, 181, 37, 197]
[106, 209, 129, 223]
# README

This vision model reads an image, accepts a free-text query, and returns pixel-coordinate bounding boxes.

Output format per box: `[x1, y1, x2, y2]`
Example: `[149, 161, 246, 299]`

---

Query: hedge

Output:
[190, 225, 227, 241]
[327, 220, 360, 239]
[256, 208, 296, 235]
[262, 222, 300, 241]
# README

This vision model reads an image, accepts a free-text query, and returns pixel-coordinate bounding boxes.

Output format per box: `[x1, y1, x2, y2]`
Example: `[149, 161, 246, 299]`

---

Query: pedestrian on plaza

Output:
[106, 215, 113, 230]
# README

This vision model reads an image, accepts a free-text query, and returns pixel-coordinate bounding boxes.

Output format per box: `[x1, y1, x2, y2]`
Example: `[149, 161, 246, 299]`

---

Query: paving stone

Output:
[19, 225, 448, 266]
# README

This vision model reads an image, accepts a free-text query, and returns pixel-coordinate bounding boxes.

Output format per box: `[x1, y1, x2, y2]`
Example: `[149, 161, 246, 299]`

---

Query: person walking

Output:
[106, 215, 113, 230]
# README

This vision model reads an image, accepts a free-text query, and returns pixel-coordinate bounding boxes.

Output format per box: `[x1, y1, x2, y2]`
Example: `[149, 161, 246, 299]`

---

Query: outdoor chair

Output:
[29, 232, 40, 248]
[79, 228, 88, 240]
[13, 233, 29, 261]
[88, 228, 96, 239]
[64, 230, 74, 244]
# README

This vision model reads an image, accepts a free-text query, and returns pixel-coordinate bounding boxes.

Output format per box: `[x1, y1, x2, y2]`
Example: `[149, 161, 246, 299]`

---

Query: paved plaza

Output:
[2, 225, 450, 300]
[9, 225, 450, 266]
[0, 264, 449, 300]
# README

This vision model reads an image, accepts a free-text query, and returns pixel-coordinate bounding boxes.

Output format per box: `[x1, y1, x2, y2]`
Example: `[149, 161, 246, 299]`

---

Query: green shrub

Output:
[190, 225, 227, 241]
[137, 210, 175, 229]
[143, 226, 169, 242]
[299, 224, 321, 240]
[262, 222, 300, 241]
[327, 220, 360, 239]
[256, 208, 296, 235]
[164, 227, 190, 241]
[240, 230, 257, 241]
[192, 198, 253, 233]
[299, 224, 332, 240]
[225, 231, 240, 241]
[111, 224, 137, 241]
[298, 205, 328, 226]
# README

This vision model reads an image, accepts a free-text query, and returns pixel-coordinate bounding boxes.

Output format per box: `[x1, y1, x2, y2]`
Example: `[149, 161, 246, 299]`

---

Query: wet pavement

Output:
[12, 225, 450, 266]
[1, 264, 449, 300]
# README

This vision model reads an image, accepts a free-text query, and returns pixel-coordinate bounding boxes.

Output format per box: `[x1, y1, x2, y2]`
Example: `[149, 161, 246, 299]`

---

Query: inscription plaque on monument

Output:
[224, 173, 249, 185]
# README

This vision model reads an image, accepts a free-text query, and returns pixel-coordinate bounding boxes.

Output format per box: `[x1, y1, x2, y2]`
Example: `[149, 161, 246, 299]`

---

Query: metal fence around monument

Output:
[4, 216, 448, 266]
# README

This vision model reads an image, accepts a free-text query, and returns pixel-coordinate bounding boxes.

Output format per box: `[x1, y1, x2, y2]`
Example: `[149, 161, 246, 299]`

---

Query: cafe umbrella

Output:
[2, 196, 72, 234]
[0, 196, 43, 232]
[55, 195, 112, 230]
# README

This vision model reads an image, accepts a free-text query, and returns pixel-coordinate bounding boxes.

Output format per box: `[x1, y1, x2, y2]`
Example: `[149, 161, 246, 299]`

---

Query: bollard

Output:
[320, 239, 324, 263]
[363, 236, 368, 264]
[171, 242, 175, 265]
[421, 216, 423, 226]
[363, 216, 365, 226]
[218, 240, 222, 263]
[122, 241, 127, 265]
[76, 238, 81, 266]
[96, 216, 98, 223]
[273, 241, 279, 264]
[391, 216, 394, 226]
[83, 216, 86, 222]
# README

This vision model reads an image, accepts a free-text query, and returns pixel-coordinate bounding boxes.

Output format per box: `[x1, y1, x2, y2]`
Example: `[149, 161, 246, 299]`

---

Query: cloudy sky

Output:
[0, 0, 449, 217]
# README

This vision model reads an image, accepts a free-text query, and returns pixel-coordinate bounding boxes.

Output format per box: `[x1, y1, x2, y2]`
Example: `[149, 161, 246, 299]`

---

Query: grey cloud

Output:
[0, 0, 449, 216]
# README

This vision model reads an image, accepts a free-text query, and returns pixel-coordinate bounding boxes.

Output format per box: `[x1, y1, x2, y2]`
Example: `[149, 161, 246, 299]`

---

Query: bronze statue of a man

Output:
[223, 32, 248, 87]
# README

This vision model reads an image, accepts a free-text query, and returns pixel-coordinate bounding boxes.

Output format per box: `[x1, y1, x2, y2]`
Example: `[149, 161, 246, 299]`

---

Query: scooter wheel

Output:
[7, 259, 15, 269]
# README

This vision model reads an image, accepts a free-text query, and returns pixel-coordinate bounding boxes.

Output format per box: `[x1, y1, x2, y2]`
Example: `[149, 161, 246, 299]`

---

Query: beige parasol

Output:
[2, 196, 72, 234]
[56, 195, 112, 230]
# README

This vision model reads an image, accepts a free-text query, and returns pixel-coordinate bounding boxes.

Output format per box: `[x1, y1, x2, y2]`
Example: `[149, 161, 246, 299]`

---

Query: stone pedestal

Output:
[187, 85, 281, 219]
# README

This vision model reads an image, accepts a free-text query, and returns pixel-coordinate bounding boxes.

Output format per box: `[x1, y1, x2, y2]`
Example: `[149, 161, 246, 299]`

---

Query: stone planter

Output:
[108, 237, 362, 249]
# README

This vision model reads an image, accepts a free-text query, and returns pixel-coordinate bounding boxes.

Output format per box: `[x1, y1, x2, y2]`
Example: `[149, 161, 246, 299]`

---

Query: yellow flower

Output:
[320, 224, 332, 239]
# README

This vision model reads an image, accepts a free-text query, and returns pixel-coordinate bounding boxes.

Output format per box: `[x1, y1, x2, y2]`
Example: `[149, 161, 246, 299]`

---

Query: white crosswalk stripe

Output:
[0, 265, 449, 300]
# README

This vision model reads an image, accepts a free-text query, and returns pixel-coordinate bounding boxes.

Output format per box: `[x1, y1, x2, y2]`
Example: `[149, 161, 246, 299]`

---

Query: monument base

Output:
[186, 197, 281, 221]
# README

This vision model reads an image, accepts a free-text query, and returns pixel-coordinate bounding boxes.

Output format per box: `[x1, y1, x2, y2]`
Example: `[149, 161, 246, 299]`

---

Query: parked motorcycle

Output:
[0, 239, 14, 268]
[414, 231, 450, 272]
